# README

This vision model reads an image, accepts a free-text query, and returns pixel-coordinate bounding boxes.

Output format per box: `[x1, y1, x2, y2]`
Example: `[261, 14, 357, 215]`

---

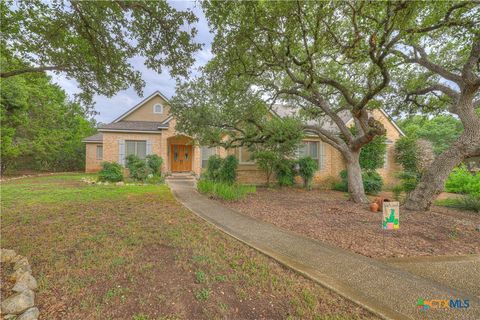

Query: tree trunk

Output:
[405, 93, 480, 211]
[344, 150, 370, 204]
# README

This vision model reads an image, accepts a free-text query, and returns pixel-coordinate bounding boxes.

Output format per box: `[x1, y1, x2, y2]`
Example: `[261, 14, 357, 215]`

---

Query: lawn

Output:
[220, 187, 480, 258]
[0, 174, 375, 320]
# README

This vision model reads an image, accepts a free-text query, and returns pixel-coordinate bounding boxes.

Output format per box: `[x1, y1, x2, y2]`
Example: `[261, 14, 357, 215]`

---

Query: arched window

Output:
[153, 103, 163, 114]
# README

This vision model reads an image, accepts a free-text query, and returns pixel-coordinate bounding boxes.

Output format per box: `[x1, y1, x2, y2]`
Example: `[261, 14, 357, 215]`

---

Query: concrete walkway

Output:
[168, 179, 480, 320]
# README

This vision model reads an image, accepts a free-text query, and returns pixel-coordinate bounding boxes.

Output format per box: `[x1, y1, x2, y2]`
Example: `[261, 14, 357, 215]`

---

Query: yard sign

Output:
[382, 202, 399, 230]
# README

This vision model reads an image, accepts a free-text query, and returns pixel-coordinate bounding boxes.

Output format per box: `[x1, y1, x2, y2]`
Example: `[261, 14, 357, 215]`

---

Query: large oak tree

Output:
[1, 0, 201, 104]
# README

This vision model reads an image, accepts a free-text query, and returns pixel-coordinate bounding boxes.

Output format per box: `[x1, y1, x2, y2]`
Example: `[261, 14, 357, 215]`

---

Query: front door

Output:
[171, 144, 192, 172]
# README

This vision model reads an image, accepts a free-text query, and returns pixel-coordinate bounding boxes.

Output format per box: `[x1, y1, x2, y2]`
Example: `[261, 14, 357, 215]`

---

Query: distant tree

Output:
[1, 0, 200, 104]
[1, 58, 96, 173]
[397, 115, 463, 154]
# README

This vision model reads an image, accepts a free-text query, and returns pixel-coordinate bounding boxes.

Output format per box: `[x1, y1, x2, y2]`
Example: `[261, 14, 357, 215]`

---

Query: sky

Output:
[49, 1, 213, 124]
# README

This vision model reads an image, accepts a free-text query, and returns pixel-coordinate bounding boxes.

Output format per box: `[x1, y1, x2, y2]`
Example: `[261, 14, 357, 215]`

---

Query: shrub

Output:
[445, 165, 480, 195]
[206, 155, 223, 181]
[98, 162, 123, 182]
[395, 136, 418, 172]
[126, 154, 151, 182]
[146, 154, 163, 176]
[298, 156, 318, 190]
[360, 135, 387, 170]
[274, 158, 296, 187]
[197, 179, 256, 201]
[219, 155, 238, 184]
[362, 171, 383, 194]
[332, 169, 383, 194]
[253, 150, 278, 186]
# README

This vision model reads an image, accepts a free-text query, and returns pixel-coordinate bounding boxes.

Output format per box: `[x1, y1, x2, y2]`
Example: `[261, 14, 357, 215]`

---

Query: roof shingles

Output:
[98, 121, 168, 132]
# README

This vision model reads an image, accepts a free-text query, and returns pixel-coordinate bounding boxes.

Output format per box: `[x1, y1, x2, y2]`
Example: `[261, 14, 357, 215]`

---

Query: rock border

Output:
[1, 249, 39, 320]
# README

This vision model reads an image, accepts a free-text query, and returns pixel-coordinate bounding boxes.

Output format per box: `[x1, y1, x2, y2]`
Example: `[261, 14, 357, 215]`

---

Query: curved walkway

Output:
[168, 179, 480, 320]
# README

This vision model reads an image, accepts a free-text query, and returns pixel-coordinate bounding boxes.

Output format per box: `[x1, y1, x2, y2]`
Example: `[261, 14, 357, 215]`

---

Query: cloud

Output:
[48, 0, 213, 124]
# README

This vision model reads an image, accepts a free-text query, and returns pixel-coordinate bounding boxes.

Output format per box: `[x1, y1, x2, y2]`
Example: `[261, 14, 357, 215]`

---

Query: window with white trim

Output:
[201, 146, 217, 168]
[126, 140, 147, 159]
[153, 103, 163, 114]
[239, 147, 255, 164]
[298, 141, 324, 170]
[96, 145, 103, 160]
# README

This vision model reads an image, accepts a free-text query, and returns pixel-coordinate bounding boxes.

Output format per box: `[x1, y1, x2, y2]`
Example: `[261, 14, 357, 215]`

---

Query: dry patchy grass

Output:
[1, 174, 375, 320]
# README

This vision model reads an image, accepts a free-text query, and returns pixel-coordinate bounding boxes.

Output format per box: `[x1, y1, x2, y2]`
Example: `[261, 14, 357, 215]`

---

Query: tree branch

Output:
[0, 66, 64, 78]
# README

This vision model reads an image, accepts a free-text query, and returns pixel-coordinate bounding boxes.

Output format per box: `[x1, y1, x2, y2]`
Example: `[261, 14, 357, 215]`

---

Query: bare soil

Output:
[221, 188, 480, 258]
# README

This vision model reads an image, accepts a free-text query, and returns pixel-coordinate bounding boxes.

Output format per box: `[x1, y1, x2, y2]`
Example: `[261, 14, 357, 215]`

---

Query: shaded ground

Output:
[221, 188, 480, 258]
[0, 174, 374, 320]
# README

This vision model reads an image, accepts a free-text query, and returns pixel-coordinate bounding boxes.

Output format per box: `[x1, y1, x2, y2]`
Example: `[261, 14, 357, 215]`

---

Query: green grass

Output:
[0, 174, 374, 319]
[197, 179, 256, 201]
[1, 173, 169, 208]
[435, 194, 480, 213]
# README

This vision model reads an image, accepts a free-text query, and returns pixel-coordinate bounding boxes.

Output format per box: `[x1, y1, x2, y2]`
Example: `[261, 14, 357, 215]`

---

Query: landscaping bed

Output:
[220, 188, 480, 258]
[1, 174, 375, 319]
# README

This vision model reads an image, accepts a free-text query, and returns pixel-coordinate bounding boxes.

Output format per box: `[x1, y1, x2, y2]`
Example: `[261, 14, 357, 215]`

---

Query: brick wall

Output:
[85, 143, 103, 172]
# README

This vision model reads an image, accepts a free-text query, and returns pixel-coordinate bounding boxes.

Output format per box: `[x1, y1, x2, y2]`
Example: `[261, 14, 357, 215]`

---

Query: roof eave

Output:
[112, 91, 170, 123]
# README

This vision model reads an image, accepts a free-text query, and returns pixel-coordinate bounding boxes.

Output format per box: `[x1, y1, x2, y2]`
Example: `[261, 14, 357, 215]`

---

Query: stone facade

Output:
[84, 92, 403, 187]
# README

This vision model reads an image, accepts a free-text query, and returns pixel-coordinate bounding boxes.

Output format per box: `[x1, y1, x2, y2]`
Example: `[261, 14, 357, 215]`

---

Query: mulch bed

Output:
[1, 262, 15, 302]
[220, 188, 480, 258]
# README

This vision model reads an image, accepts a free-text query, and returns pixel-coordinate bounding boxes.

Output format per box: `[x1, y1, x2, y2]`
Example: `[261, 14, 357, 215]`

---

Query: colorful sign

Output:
[382, 201, 399, 230]
[417, 298, 470, 311]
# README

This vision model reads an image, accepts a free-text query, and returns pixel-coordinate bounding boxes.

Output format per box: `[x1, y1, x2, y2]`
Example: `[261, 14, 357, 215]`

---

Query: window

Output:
[126, 140, 147, 159]
[201, 146, 216, 168]
[239, 147, 255, 164]
[96, 145, 103, 160]
[153, 103, 163, 114]
[298, 141, 324, 170]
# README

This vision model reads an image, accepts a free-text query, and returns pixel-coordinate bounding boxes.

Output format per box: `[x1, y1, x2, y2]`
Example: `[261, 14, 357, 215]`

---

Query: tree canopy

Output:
[1, 0, 201, 104]
[1, 57, 96, 173]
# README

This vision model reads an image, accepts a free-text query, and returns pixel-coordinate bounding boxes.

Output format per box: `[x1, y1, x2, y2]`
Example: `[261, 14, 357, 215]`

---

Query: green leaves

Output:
[2, 0, 201, 102]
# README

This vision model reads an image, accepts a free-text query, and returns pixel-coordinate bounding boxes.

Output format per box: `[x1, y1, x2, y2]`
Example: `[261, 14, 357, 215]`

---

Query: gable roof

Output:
[272, 104, 405, 136]
[98, 121, 168, 132]
[112, 91, 170, 123]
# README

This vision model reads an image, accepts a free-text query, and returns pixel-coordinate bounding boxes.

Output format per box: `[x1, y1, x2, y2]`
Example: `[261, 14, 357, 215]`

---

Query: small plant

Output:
[195, 288, 211, 301]
[98, 162, 123, 182]
[274, 158, 296, 187]
[253, 150, 278, 186]
[146, 154, 163, 176]
[197, 179, 256, 201]
[205, 155, 223, 181]
[195, 271, 206, 283]
[332, 170, 383, 194]
[298, 156, 318, 190]
[219, 155, 238, 184]
[437, 194, 480, 213]
[126, 154, 151, 182]
[445, 165, 480, 194]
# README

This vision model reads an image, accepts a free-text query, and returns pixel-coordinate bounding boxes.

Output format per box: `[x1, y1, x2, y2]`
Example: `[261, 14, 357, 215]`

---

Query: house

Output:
[83, 91, 404, 186]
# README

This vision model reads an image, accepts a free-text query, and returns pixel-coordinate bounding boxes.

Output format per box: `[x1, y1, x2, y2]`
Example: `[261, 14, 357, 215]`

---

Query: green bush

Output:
[274, 158, 296, 187]
[146, 154, 163, 176]
[206, 155, 223, 181]
[436, 194, 480, 213]
[445, 165, 480, 195]
[126, 154, 151, 182]
[360, 135, 387, 170]
[98, 162, 123, 182]
[332, 169, 383, 194]
[219, 155, 238, 184]
[253, 150, 278, 186]
[197, 179, 256, 201]
[298, 156, 318, 190]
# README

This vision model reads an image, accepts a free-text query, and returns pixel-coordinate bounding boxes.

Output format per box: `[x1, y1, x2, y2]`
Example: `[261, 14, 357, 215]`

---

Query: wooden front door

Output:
[171, 144, 192, 172]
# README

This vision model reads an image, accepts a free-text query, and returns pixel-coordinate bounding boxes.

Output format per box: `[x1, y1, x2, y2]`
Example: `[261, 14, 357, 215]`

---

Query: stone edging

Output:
[0, 249, 39, 320]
